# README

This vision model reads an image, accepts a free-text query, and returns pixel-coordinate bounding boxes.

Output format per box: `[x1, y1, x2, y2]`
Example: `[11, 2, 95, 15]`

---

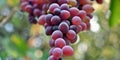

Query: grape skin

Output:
[58, 22, 69, 33]
[55, 38, 66, 48]
[52, 48, 63, 58]
[38, 15, 46, 25]
[51, 16, 61, 25]
[69, 7, 79, 17]
[60, 10, 70, 20]
[52, 30, 63, 40]
[72, 16, 82, 25]
[66, 30, 77, 40]
[49, 3, 60, 13]
[62, 45, 73, 56]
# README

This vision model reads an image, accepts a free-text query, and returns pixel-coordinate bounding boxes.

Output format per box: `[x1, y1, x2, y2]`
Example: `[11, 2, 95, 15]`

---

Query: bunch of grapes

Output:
[20, 0, 103, 60]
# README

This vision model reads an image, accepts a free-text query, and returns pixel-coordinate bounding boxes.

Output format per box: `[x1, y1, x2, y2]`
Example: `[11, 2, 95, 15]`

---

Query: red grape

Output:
[38, 15, 46, 25]
[66, 30, 77, 40]
[25, 4, 33, 13]
[69, 7, 79, 17]
[45, 14, 53, 25]
[72, 16, 82, 25]
[60, 3, 69, 10]
[82, 4, 94, 14]
[45, 26, 53, 35]
[52, 48, 63, 58]
[52, 30, 63, 40]
[53, 8, 61, 15]
[49, 39, 55, 47]
[51, 16, 61, 25]
[78, 10, 87, 19]
[55, 38, 66, 48]
[62, 45, 73, 56]
[33, 8, 41, 17]
[58, 22, 69, 33]
[60, 10, 70, 20]
[49, 3, 60, 13]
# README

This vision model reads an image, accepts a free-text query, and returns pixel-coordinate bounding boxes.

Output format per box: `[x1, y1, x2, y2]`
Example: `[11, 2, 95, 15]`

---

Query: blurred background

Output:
[0, 0, 120, 60]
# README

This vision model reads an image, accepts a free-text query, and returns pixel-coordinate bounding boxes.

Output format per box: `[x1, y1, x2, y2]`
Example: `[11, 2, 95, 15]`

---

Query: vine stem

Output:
[0, 7, 17, 28]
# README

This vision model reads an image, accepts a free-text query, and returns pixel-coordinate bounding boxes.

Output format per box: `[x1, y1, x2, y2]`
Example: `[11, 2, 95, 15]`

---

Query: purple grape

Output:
[58, 22, 69, 33]
[51, 16, 61, 25]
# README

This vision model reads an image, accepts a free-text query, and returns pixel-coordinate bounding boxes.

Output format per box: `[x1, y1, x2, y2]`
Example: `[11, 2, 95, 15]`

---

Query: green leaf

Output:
[109, 0, 120, 27]
[10, 34, 28, 56]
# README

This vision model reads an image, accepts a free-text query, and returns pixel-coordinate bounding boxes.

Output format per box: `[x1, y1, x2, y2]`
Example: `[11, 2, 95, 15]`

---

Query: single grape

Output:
[45, 14, 53, 25]
[60, 10, 70, 20]
[25, 4, 33, 13]
[72, 16, 82, 25]
[82, 4, 94, 14]
[38, 15, 46, 25]
[52, 48, 63, 58]
[45, 26, 53, 35]
[66, 30, 77, 40]
[58, 22, 69, 33]
[33, 8, 41, 17]
[49, 39, 55, 47]
[78, 10, 87, 19]
[55, 38, 66, 48]
[60, 3, 69, 10]
[69, 7, 79, 17]
[53, 8, 61, 15]
[62, 45, 73, 56]
[52, 30, 63, 40]
[51, 16, 61, 25]
[49, 3, 60, 13]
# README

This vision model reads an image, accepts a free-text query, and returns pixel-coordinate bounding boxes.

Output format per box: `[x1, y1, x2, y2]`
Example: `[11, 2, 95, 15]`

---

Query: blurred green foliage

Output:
[109, 0, 120, 27]
[0, 0, 120, 60]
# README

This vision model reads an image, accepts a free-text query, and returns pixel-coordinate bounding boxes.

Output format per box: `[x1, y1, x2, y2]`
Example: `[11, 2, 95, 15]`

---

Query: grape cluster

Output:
[20, 0, 103, 60]
[38, 0, 94, 60]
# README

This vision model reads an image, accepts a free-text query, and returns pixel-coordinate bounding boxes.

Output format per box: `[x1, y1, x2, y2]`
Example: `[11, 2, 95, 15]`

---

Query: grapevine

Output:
[20, 0, 103, 60]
